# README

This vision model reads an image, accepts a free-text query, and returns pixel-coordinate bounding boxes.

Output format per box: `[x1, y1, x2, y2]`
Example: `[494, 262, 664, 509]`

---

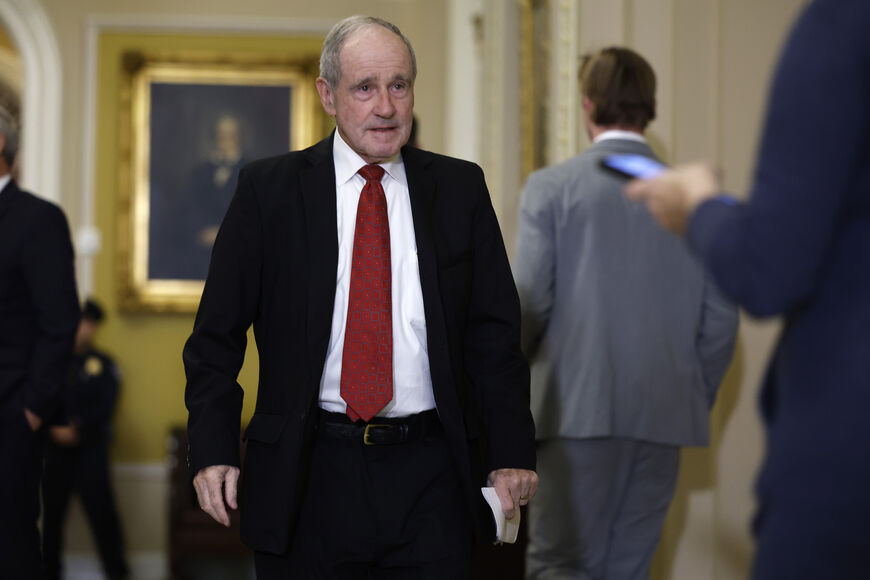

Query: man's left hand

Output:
[487, 468, 539, 520]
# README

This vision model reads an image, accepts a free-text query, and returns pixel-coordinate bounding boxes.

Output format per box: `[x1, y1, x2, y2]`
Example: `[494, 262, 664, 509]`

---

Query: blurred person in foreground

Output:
[183, 15, 537, 578]
[0, 105, 80, 578]
[625, 1, 870, 577]
[514, 47, 738, 579]
[42, 299, 129, 580]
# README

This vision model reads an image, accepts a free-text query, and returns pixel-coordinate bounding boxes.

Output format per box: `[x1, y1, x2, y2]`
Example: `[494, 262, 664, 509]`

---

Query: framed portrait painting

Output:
[117, 51, 328, 312]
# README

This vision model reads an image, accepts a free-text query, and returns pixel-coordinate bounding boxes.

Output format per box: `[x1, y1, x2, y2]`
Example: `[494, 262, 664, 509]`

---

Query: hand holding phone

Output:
[599, 154, 666, 180]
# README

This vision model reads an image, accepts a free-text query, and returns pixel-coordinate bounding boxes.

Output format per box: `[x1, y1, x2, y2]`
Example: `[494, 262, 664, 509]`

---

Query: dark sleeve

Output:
[183, 167, 262, 474]
[687, 0, 870, 317]
[464, 165, 536, 473]
[20, 203, 80, 420]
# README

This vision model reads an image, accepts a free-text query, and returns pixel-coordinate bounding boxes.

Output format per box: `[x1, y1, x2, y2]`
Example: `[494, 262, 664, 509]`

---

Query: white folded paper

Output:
[481, 487, 521, 544]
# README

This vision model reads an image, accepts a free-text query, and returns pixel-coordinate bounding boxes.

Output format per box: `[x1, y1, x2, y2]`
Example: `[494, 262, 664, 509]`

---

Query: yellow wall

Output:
[0, 25, 14, 50]
[95, 32, 326, 461]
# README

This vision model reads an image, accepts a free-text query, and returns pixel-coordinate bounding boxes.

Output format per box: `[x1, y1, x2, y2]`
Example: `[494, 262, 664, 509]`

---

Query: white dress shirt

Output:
[593, 129, 647, 144]
[319, 131, 436, 417]
[0, 174, 11, 195]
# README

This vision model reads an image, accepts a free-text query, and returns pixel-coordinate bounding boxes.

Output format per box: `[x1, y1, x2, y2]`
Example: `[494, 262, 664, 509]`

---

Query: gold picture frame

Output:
[117, 51, 328, 312]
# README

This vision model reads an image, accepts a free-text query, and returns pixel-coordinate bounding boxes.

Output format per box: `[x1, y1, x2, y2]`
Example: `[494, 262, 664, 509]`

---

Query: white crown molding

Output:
[0, 0, 62, 205]
[83, 13, 336, 35]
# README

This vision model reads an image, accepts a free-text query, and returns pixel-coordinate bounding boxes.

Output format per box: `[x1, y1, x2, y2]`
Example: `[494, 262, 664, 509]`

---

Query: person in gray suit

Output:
[514, 47, 738, 579]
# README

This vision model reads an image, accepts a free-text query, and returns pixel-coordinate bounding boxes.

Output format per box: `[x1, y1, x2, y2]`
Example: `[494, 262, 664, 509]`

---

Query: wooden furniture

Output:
[166, 427, 249, 579]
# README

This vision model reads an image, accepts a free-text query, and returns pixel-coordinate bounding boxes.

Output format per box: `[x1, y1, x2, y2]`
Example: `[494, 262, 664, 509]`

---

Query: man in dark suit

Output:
[0, 105, 80, 578]
[626, 1, 870, 576]
[184, 15, 538, 578]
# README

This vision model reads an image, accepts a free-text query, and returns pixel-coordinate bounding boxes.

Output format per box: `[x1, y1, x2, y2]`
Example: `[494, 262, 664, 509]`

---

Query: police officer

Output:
[41, 299, 129, 580]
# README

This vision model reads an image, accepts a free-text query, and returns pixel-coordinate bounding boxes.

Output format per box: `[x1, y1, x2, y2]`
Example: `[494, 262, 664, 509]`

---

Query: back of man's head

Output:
[0, 105, 19, 169]
[580, 47, 656, 131]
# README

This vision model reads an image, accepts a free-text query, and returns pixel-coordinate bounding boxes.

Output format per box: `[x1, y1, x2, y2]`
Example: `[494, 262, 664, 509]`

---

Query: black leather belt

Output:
[317, 409, 440, 445]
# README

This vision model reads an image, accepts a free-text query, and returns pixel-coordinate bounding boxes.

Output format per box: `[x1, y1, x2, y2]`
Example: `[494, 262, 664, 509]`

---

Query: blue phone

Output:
[599, 154, 666, 179]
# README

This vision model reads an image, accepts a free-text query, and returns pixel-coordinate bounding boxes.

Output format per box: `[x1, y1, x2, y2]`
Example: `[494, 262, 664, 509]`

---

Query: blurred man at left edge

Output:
[0, 104, 80, 579]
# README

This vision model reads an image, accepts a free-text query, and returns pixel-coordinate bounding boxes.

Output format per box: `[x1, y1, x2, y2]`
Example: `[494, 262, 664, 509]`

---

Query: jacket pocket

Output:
[243, 412, 288, 444]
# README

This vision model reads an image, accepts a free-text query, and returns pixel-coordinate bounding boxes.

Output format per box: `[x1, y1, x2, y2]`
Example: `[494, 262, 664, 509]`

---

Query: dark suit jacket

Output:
[687, 0, 870, 574]
[0, 180, 80, 421]
[183, 134, 535, 554]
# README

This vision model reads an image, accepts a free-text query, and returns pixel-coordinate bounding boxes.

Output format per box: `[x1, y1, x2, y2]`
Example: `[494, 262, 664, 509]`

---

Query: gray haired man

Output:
[184, 15, 537, 578]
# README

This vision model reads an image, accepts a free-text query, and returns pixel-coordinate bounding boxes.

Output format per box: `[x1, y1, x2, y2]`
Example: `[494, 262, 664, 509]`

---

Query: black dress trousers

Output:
[0, 393, 45, 579]
[254, 412, 474, 579]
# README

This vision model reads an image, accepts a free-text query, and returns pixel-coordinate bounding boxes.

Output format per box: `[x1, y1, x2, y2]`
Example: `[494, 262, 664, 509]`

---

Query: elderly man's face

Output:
[317, 26, 414, 164]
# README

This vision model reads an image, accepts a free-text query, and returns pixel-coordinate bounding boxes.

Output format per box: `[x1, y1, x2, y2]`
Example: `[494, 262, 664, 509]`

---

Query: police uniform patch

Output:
[85, 356, 103, 376]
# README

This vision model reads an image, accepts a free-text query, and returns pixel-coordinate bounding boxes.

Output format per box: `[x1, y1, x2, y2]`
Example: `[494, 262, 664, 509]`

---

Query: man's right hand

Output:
[193, 464, 240, 527]
[50, 424, 80, 447]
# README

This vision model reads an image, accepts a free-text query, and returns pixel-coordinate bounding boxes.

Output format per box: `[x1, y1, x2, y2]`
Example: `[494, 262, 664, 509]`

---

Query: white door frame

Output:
[0, 0, 62, 205]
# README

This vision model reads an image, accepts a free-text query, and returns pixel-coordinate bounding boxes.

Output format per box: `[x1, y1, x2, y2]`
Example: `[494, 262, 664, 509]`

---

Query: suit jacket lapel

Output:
[402, 146, 437, 277]
[300, 135, 339, 373]
[0, 179, 19, 221]
[402, 147, 457, 409]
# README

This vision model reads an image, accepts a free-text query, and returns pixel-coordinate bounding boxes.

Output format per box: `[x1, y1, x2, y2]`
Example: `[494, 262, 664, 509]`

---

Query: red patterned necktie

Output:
[340, 164, 393, 422]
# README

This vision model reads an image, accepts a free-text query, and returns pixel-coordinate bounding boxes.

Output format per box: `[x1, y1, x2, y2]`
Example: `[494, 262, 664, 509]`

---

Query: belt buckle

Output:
[363, 423, 391, 446]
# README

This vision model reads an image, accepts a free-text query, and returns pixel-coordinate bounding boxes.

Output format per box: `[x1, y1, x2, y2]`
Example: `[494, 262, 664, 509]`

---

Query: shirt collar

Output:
[332, 129, 407, 188]
[593, 129, 647, 144]
[0, 174, 11, 195]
